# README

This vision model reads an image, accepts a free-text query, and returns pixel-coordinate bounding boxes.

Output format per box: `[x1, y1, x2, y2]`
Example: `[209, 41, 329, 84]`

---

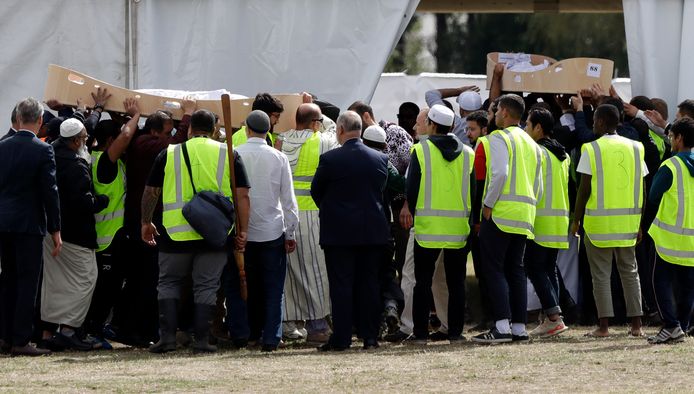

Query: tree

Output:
[384, 15, 426, 74]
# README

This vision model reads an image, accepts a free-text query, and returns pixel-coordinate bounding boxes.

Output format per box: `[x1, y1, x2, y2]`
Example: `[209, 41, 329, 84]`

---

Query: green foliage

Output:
[454, 13, 629, 76]
[385, 13, 629, 76]
[384, 15, 425, 74]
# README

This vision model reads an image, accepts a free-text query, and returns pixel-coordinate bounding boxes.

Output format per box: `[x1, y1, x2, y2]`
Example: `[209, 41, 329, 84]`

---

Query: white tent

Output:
[1, 1, 691, 130]
[0, 0, 418, 130]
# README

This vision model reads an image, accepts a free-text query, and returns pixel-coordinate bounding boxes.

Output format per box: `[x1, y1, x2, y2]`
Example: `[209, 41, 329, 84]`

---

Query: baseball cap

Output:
[457, 91, 482, 111]
[363, 125, 386, 143]
[428, 104, 455, 127]
[60, 118, 84, 138]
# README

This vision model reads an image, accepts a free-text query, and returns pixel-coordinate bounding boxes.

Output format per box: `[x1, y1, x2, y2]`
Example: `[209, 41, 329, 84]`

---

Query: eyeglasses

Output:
[312, 117, 324, 123]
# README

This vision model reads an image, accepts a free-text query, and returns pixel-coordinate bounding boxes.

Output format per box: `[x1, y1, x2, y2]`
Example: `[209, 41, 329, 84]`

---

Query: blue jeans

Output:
[524, 240, 562, 316]
[224, 234, 287, 347]
[653, 255, 694, 331]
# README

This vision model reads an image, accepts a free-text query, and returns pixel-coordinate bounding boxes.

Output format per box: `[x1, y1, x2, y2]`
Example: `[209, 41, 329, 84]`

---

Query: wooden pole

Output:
[221, 94, 247, 301]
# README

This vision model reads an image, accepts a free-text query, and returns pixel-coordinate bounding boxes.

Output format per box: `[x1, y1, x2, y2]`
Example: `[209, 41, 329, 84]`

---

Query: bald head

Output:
[295, 103, 322, 130]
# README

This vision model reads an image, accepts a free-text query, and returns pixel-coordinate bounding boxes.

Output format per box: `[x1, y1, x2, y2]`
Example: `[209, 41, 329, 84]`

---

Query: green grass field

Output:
[2, 328, 692, 393]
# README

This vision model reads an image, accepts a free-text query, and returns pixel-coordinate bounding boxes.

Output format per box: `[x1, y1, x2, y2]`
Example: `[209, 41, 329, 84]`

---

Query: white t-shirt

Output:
[576, 135, 649, 177]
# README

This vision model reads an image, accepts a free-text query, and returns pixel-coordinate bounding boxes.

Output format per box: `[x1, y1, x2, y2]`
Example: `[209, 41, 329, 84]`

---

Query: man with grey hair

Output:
[311, 110, 390, 351]
[0, 98, 62, 356]
[40, 118, 109, 351]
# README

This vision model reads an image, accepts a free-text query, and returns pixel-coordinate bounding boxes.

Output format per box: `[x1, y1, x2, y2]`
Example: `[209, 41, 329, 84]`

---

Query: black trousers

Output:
[323, 245, 382, 348]
[479, 217, 528, 323]
[412, 242, 467, 339]
[380, 239, 404, 307]
[0, 233, 44, 346]
[84, 231, 126, 336]
[111, 233, 159, 342]
[469, 230, 493, 323]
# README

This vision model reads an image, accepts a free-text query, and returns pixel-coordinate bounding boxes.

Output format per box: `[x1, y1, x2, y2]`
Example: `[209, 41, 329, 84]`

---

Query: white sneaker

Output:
[647, 326, 685, 344]
[282, 321, 306, 340]
[529, 317, 569, 338]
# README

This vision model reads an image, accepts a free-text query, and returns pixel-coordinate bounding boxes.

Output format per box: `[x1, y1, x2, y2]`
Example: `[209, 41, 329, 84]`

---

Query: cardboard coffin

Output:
[43, 64, 301, 132]
[485, 52, 614, 94]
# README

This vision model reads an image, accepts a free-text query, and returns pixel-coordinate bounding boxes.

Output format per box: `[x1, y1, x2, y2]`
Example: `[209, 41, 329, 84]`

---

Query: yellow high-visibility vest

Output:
[582, 135, 645, 248]
[533, 146, 571, 249]
[481, 127, 542, 238]
[232, 126, 276, 147]
[413, 139, 474, 249]
[648, 156, 694, 266]
[292, 132, 321, 211]
[162, 138, 232, 241]
[91, 151, 126, 252]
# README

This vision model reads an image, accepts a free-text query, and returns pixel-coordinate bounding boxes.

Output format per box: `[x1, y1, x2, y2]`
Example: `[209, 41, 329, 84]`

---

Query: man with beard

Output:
[40, 118, 109, 351]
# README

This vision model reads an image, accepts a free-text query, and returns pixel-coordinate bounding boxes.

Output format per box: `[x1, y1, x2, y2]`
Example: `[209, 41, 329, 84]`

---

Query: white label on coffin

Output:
[587, 63, 602, 78]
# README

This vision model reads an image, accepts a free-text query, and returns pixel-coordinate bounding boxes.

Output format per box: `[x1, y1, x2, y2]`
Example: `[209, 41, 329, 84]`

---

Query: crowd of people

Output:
[0, 65, 692, 356]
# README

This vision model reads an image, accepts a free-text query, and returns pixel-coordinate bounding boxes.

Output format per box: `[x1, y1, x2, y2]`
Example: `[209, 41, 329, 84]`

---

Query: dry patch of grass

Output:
[1, 328, 692, 392]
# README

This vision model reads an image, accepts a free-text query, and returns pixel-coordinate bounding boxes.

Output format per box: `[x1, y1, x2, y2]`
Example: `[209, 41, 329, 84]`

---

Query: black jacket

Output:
[0, 130, 60, 235]
[52, 139, 108, 249]
[311, 138, 390, 246]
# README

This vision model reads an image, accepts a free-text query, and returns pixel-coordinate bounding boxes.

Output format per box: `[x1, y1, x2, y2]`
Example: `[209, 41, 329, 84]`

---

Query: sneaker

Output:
[384, 305, 400, 334]
[647, 326, 686, 344]
[471, 328, 512, 344]
[529, 318, 569, 338]
[53, 332, 93, 351]
[282, 322, 306, 340]
[512, 333, 529, 342]
[384, 330, 411, 343]
[429, 331, 449, 342]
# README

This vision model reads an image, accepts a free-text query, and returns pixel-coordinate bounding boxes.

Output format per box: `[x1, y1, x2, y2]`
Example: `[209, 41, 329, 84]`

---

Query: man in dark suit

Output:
[311, 110, 390, 351]
[0, 105, 19, 141]
[0, 98, 62, 356]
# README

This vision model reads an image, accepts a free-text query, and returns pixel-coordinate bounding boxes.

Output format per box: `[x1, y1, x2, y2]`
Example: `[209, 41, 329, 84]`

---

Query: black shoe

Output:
[232, 338, 248, 349]
[53, 332, 93, 351]
[448, 335, 466, 343]
[512, 334, 529, 342]
[429, 331, 449, 341]
[261, 344, 278, 352]
[317, 342, 348, 352]
[362, 339, 379, 350]
[471, 328, 512, 344]
[0, 339, 11, 354]
[688, 326, 694, 337]
[37, 337, 66, 352]
[384, 330, 410, 343]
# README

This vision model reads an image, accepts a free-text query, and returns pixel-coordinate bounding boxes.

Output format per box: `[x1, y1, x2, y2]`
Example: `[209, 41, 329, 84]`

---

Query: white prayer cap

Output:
[428, 104, 455, 127]
[60, 118, 84, 138]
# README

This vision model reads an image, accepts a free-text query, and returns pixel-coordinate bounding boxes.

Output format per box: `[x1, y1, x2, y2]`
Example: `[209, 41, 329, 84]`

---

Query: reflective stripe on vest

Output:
[414, 139, 474, 249]
[583, 136, 644, 247]
[648, 156, 694, 266]
[533, 145, 571, 249]
[91, 151, 126, 252]
[292, 132, 321, 211]
[484, 127, 541, 238]
[162, 138, 232, 241]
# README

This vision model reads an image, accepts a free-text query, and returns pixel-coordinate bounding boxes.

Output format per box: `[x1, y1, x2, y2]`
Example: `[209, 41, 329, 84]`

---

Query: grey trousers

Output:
[157, 251, 226, 306]
[584, 238, 643, 319]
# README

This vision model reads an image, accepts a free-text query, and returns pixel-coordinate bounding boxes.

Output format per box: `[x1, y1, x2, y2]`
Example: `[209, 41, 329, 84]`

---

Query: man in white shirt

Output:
[232, 110, 299, 352]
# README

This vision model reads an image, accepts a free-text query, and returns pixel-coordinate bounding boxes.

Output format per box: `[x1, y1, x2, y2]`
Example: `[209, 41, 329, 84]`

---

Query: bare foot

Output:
[585, 328, 610, 337]
[629, 329, 644, 337]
